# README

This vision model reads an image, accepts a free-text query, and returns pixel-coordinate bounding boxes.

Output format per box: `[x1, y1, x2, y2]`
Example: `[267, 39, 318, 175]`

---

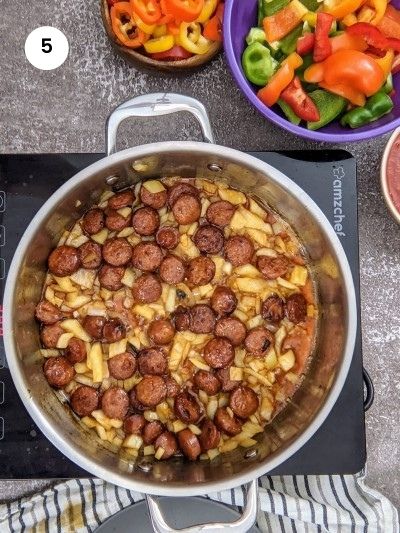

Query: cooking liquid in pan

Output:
[35, 177, 318, 463]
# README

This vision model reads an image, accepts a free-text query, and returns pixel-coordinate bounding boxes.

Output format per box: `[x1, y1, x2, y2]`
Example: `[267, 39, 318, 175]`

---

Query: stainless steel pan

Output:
[3, 93, 357, 532]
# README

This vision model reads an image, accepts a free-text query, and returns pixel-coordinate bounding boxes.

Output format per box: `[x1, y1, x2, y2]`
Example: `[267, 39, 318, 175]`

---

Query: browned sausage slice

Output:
[189, 304, 216, 334]
[210, 286, 237, 316]
[174, 390, 201, 424]
[206, 200, 236, 227]
[203, 338, 234, 369]
[82, 315, 106, 340]
[262, 295, 285, 323]
[48, 245, 81, 277]
[193, 370, 221, 396]
[35, 300, 64, 325]
[286, 293, 307, 323]
[159, 255, 186, 284]
[216, 368, 241, 392]
[129, 388, 146, 413]
[101, 386, 129, 420]
[108, 351, 137, 379]
[154, 431, 178, 459]
[136, 376, 167, 407]
[199, 420, 220, 451]
[244, 327, 274, 357]
[140, 184, 167, 209]
[193, 225, 224, 254]
[43, 356, 75, 388]
[138, 347, 167, 376]
[229, 386, 259, 419]
[172, 194, 201, 225]
[224, 236, 254, 267]
[79, 241, 102, 269]
[172, 306, 191, 331]
[81, 208, 105, 235]
[132, 206, 160, 236]
[103, 318, 126, 343]
[257, 255, 289, 280]
[132, 274, 162, 303]
[156, 227, 179, 250]
[214, 317, 247, 347]
[105, 209, 131, 231]
[148, 319, 175, 345]
[123, 414, 145, 435]
[178, 428, 201, 461]
[165, 376, 180, 398]
[40, 323, 64, 348]
[102, 238, 132, 267]
[143, 420, 164, 444]
[214, 407, 242, 436]
[98, 265, 125, 291]
[168, 182, 199, 207]
[65, 337, 87, 364]
[70, 385, 99, 417]
[108, 189, 134, 210]
[186, 256, 215, 286]
[132, 242, 163, 272]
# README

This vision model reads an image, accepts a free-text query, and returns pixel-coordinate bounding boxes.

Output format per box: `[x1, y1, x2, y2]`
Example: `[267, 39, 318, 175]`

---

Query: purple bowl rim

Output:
[223, 0, 400, 143]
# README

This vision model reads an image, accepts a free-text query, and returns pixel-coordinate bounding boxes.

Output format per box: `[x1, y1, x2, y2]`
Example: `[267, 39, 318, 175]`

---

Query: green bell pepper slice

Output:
[246, 27, 267, 46]
[300, 0, 319, 11]
[307, 90, 347, 130]
[340, 91, 393, 129]
[278, 99, 301, 125]
[384, 74, 393, 94]
[261, 0, 290, 17]
[280, 24, 303, 55]
[242, 42, 277, 86]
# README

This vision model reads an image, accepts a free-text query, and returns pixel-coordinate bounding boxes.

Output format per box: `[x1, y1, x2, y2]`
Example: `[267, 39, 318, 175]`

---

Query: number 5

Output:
[41, 38, 52, 53]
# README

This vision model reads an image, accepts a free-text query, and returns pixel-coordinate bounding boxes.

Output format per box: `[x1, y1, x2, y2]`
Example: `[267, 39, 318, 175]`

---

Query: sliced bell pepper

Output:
[340, 90, 393, 127]
[300, 0, 320, 11]
[179, 22, 213, 53]
[111, 2, 148, 48]
[167, 20, 181, 34]
[153, 23, 168, 36]
[280, 24, 303, 54]
[323, 0, 364, 20]
[347, 21, 400, 51]
[263, 0, 291, 16]
[342, 13, 358, 25]
[144, 33, 175, 52]
[257, 52, 303, 106]
[314, 12, 334, 62]
[130, 0, 162, 24]
[150, 44, 193, 59]
[242, 42, 277, 86]
[297, 32, 315, 55]
[367, 0, 387, 25]
[132, 12, 156, 34]
[373, 48, 394, 76]
[203, 3, 223, 41]
[377, 8, 400, 39]
[278, 98, 301, 124]
[330, 31, 368, 52]
[164, 0, 204, 21]
[304, 61, 325, 82]
[196, 0, 218, 22]
[307, 89, 347, 129]
[392, 52, 400, 73]
[280, 76, 320, 121]
[319, 81, 367, 105]
[246, 27, 267, 45]
[263, 0, 308, 42]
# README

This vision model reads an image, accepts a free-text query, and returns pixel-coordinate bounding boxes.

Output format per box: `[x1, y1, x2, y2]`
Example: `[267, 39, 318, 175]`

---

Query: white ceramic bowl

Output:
[381, 126, 400, 224]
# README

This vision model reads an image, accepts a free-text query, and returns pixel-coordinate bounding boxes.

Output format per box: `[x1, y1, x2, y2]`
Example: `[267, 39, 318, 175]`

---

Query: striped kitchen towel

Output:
[0, 471, 398, 532]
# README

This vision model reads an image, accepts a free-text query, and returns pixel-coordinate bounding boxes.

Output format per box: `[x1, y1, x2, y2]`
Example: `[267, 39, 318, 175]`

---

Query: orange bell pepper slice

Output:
[257, 52, 303, 107]
[163, 0, 204, 22]
[111, 2, 148, 48]
[130, 0, 162, 24]
[372, 48, 394, 77]
[304, 62, 325, 82]
[263, 0, 308, 42]
[319, 82, 367, 106]
[167, 20, 181, 34]
[377, 5, 400, 39]
[323, 0, 364, 20]
[330, 32, 368, 52]
[203, 3, 223, 41]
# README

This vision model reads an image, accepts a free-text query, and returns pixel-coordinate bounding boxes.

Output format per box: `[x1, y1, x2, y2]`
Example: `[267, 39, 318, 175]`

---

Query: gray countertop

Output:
[1, 0, 399, 511]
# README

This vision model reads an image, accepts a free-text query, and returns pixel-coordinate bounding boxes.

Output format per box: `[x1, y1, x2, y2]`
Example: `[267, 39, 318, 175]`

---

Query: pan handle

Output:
[106, 93, 215, 155]
[145, 479, 258, 533]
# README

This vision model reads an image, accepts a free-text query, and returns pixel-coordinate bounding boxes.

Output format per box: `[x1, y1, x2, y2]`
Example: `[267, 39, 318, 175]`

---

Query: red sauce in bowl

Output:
[387, 136, 400, 213]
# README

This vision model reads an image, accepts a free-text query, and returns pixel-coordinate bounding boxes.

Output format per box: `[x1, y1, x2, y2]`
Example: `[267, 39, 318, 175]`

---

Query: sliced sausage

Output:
[35, 300, 64, 325]
[193, 225, 224, 254]
[165, 376, 180, 398]
[178, 428, 201, 461]
[108, 351, 137, 379]
[143, 420, 164, 444]
[123, 414, 145, 435]
[286, 293, 307, 323]
[159, 255, 186, 284]
[103, 318, 126, 343]
[105, 208, 131, 231]
[132, 274, 162, 303]
[257, 255, 289, 280]
[82, 315, 106, 340]
[43, 356, 75, 388]
[48, 245, 81, 277]
[168, 182, 199, 207]
[214, 407, 242, 436]
[229, 386, 259, 419]
[79, 241, 102, 269]
[172, 306, 191, 331]
[186, 256, 215, 286]
[65, 337, 86, 364]
[216, 368, 241, 392]
[40, 323, 64, 348]
[189, 304, 216, 334]
[214, 317, 247, 347]
[136, 375, 167, 407]
[210, 286, 237, 316]
[101, 386, 129, 420]
[148, 319, 175, 345]
[102, 238, 132, 267]
[262, 295, 285, 323]
[224, 235, 254, 267]
[154, 431, 178, 460]
[199, 420, 220, 451]
[108, 189, 134, 210]
[174, 390, 202, 424]
[98, 265, 125, 291]
[131, 242, 163, 272]
[172, 194, 201, 225]
[132, 206, 160, 236]
[129, 388, 146, 413]
[138, 347, 167, 376]
[81, 208, 105, 235]
[193, 370, 221, 396]
[206, 200, 236, 227]
[140, 183, 167, 209]
[156, 227, 179, 250]
[70, 385, 99, 417]
[244, 327, 274, 357]
[203, 338, 234, 369]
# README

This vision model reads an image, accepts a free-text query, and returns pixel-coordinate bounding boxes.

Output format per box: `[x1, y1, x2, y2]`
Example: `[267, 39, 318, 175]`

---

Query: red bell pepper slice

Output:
[150, 45, 193, 60]
[203, 3, 224, 41]
[314, 12, 334, 62]
[347, 22, 400, 52]
[163, 0, 204, 21]
[280, 76, 320, 122]
[297, 33, 315, 55]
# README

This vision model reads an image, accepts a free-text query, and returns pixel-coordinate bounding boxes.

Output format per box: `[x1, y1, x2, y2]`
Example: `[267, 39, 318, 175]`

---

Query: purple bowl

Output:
[224, 0, 400, 142]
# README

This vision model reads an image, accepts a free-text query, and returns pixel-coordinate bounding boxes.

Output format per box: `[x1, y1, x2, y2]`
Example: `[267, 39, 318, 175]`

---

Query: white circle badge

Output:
[25, 26, 69, 71]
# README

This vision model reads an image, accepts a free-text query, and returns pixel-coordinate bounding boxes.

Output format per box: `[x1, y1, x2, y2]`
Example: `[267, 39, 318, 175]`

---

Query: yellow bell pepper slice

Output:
[323, 0, 364, 19]
[133, 13, 156, 34]
[367, 0, 387, 24]
[303, 12, 317, 26]
[153, 24, 167, 37]
[179, 22, 213, 54]
[374, 49, 394, 77]
[342, 13, 358, 25]
[196, 0, 218, 23]
[144, 34, 175, 53]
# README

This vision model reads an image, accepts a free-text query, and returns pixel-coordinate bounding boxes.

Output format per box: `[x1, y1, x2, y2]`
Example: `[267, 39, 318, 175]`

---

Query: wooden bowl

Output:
[100, 0, 222, 72]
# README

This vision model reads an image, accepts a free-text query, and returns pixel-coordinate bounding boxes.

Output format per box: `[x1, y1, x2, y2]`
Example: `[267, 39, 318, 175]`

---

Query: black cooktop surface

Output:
[0, 151, 365, 479]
